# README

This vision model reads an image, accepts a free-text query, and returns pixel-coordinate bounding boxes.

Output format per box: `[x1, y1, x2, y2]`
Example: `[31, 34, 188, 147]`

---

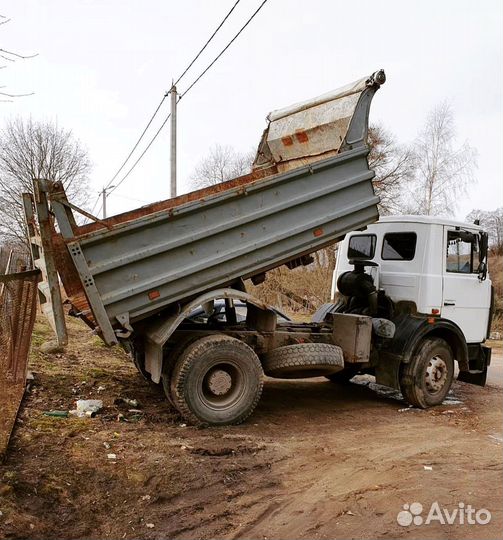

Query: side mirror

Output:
[478, 261, 487, 282]
[478, 232, 489, 281]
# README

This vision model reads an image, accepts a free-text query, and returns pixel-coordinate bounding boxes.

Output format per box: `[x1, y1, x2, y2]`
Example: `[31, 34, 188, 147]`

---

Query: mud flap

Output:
[457, 346, 491, 387]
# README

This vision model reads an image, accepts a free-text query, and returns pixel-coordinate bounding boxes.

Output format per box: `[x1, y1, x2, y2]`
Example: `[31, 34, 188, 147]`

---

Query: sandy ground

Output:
[0, 317, 502, 540]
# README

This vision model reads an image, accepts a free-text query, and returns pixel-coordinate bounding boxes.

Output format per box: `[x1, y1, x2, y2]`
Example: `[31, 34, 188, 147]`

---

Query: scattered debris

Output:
[423, 465, 433, 471]
[70, 399, 103, 418]
[107, 453, 117, 460]
[114, 397, 139, 408]
[43, 410, 69, 418]
[97, 386, 106, 393]
[103, 442, 111, 449]
[146, 523, 155, 529]
[398, 406, 415, 412]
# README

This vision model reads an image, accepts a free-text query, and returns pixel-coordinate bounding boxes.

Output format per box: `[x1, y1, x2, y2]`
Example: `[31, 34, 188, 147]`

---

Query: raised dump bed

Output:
[23, 70, 387, 426]
[25, 70, 385, 348]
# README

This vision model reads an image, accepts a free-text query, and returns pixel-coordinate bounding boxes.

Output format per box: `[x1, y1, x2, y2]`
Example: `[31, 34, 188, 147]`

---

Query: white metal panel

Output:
[441, 225, 492, 343]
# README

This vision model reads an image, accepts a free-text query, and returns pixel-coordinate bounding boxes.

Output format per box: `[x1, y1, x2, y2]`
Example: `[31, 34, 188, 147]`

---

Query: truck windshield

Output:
[446, 231, 479, 273]
[348, 234, 376, 259]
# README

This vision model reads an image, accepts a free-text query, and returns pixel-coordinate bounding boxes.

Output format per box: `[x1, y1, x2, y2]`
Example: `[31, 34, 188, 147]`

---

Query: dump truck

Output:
[25, 68, 449, 427]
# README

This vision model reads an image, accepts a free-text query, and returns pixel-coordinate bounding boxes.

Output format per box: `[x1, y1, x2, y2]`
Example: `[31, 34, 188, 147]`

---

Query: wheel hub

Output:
[207, 369, 233, 396]
[425, 355, 448, 393]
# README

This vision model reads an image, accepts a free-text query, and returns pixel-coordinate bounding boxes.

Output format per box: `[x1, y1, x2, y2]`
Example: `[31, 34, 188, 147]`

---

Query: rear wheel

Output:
[170, 335, 263, 426]
[162, 334, 202, 407]
[399, 337, 454, 408]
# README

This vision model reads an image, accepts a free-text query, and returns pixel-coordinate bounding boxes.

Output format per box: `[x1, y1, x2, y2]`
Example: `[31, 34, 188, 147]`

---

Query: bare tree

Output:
[190, 144, 254, 189]
[1, 14, 36, 102]
[410, 102, 477, 216]
[466, 207, 503, 254]
[0, 117, 91, 243]
[367, 123, 415, 215]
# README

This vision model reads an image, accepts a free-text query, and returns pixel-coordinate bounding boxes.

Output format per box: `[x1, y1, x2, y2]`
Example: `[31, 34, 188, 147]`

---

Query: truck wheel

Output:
[170, 335, 263, 426]
[399, 337, 454, 408]
[162, 335, 202, 407]
[263, 343, 344, 379]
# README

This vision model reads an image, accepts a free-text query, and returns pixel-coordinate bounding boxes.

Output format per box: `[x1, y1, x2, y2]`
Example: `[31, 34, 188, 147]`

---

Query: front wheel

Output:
[170, 335, 264, 426]
[399, 337, 454, 408]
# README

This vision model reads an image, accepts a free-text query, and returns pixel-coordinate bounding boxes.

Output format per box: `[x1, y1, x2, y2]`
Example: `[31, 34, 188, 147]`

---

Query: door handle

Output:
[444, 301, 456, 306]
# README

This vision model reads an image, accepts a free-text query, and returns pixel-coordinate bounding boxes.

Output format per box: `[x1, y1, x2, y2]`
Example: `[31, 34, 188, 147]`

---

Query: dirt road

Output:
[0, 317, 502, 540]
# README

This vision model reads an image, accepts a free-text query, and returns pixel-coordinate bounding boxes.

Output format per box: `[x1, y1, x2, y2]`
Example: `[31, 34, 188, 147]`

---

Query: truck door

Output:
[442, 227, 491, 343]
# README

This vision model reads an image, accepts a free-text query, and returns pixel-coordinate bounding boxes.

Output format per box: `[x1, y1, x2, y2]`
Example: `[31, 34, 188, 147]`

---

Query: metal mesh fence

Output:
[0, 248, 39, 457]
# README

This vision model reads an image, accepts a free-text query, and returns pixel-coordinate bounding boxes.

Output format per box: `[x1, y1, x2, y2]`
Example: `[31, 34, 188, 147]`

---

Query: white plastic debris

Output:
[70, 399, 103, 418]
[423, 465, 433, 471]
[107, 453, 117, 460]
[146, 523, 155, 528]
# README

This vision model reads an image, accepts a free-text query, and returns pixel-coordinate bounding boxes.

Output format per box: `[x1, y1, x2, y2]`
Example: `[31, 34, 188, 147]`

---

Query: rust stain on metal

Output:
[74, 164, 279, 238]
[281, 136, 294, 147]
[148, 290, 161, 300]
[295, 131, 309, 143]
[313, 228, 324, 237]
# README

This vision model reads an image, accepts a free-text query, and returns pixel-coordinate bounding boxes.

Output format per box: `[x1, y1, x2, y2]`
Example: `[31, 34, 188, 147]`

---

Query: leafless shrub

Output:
[0, 117, 91, 244]
[190, 144, 254, 189]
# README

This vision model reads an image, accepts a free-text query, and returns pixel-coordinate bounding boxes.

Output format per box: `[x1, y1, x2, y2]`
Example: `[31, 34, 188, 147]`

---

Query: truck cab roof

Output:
[377, 215, 482, 231]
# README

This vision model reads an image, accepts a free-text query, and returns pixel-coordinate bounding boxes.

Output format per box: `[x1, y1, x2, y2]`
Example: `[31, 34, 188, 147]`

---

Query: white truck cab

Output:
[333, 216, 492, 343]
[314, 215, 493, 408]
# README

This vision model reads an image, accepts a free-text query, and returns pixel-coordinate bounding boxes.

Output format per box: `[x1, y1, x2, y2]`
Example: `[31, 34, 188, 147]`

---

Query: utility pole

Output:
[100, 185, 115, 219]
[169, 84, 177, 199]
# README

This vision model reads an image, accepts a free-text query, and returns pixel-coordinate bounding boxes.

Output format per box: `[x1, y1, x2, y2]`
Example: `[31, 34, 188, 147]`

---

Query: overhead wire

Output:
[103, 0, 269, 205]
[104, 96, 167, 189]
[106, 113, 171, 196]
[104, 0, 243, 195]
[180, 0, 269, 99]
[174, 0, 241, 87]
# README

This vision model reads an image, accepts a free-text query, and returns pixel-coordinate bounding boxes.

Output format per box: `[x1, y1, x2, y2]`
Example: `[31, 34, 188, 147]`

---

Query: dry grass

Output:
[489, 252, 502, 333]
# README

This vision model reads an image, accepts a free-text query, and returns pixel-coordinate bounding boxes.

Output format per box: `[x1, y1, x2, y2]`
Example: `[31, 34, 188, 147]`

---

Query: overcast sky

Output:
[2, 0, 502, 220]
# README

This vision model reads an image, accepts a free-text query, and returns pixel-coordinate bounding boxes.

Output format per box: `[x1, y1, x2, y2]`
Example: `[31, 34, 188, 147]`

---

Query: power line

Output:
[95, 201, 103, 219]
[104, 1, 241, 191]
[174, 0, 241, 86]
[181, 0, 269, 99]
[90, 194, 101, 216]
[105, 95, 167, 189]
[106, 0, 269, 199]
[107, 113, 172, 196]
